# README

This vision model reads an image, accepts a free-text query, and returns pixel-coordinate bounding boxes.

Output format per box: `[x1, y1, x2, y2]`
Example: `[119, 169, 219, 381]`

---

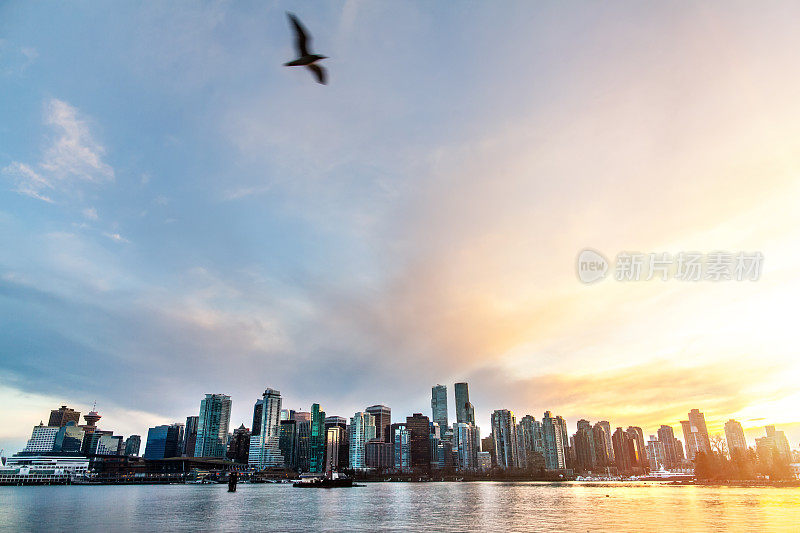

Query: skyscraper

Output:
[406, 413, 431, 472]
[757, 425, 792, 462]
[612, 427, 635, 473]
[54, 422, 85, 453]
[596, 421, 614, 462]
[454, 422, 479, 470]
[23, 423, 59, 453]
[680, 409, 711, 460]
[309, 403, 326, 473]
[626, 426, 646, 468]
[573, 420, 596, 472]
[657, 425, 684, 468]
[646, 435, 667, 470]
[279, 419, 298, 470]
[196, 394, 232, 458]
[454, 383, 475, 425]
[592, 423, 610, 467]
[325, 416, 349, 470]
[183, 416, 198, 457]
[491, 409, 518, 469]
[124, 435, 141, 456]
[249, 389, 284, 469]
[325, 426, 343, 472]
[724, 419, 747, 456]
[227, 424, 251, 464]
[365, 405, 391, 443]
[541, 411, 567, 470]
[48, 405, 81, 427]
[349, 412, 376, 470]
[431, 385, 449, 433]
[518, 415, 545, 470]
[143, 424, 182, 459]
[393, 424, 410, 472]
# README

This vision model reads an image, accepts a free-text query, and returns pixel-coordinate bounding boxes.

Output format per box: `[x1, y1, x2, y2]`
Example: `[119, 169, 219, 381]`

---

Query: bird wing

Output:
[287, 12, 310, 57]
[307, 64, 327, 85]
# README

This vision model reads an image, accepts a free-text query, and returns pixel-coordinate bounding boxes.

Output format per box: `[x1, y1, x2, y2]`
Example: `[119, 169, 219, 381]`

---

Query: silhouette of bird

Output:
[284, 12, 328, 84]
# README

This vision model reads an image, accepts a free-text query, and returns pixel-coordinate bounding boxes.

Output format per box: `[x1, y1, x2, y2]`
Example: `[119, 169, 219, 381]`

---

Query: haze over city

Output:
[2, 1, 800, 455]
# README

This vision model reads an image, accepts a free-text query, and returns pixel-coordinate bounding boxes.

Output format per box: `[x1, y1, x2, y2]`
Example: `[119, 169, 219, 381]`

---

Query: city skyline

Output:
[8, 382, 796, 464]
[2, 2, 800, 455]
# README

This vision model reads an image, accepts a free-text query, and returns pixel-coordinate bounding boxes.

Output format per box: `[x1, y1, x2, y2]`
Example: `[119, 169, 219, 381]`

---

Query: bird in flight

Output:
[284, 12, 328, 85]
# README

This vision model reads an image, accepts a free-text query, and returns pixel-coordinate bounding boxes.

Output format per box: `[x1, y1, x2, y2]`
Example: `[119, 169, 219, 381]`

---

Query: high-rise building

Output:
[196, 394, 232, 458]
[23, 423, 59, 453]
[279, 419, 297, 470]
[296, 420, 311, 472]
[406, 413, 431, 471]
[48, 406, 81, 427]
[724, 419, 747, 456]
[95, 434, 123, 456]
[454, 422, 479, 470]
[756, 425, 792, 463]
[592, 422, 610, 467]
[393, 424, 410, 472]
[680, 409, 711, 460]
[325, 426, 343, 472]
[308, 404, 327, 473]
[646, 435, 667, 470]
[81, 409, 102, 435]
[227, 424, 251, 464]
[491, 410, 518, 470]
[249, 389, 284, 469]
[657, 425, 684, 468]
[365, 405, 391, 443]
[324, 416, 348, 470]
[481, 435, 497, 467]
[365, 439, 393, 470]
[612, 427, 639, 473]
[431, 385, 449, 434]
[454, 383, 475, 425]
[573, 420, 596, 472]
[596, 421, 614, 462]
[541, 411, 567, 470]
[143, 424, 182, 459]
[626, 426, 646, 468]
[53, 422, 85, 453]
[349, 412, 376, 470]
[124, 435, 141, 456]
[294, 411, 311, 422]
[183, 416, 199, 457]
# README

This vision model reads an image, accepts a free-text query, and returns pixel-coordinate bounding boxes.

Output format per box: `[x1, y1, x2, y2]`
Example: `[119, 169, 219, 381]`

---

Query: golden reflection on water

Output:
[1, 481, 799, 531]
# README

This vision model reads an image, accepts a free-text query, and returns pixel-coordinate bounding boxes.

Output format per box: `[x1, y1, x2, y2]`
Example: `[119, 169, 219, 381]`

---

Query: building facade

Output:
[454, 383, 475, 425]
[431, 385, 449, 434]
[249, 389, 284, 469]
[349, 412, 377, 470]
[196, 394, 232, 458]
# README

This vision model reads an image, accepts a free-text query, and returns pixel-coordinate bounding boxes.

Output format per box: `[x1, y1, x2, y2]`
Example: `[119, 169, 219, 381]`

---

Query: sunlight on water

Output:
[1, 482, 799, 532]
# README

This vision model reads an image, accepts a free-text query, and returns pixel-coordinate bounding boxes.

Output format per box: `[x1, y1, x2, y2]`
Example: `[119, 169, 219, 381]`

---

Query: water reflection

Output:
[1, 482, 798, 532]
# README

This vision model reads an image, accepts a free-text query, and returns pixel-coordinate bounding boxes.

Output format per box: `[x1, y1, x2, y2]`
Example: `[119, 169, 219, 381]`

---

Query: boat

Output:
[293, 472, 354, 488]
[639, 466, 694, 482]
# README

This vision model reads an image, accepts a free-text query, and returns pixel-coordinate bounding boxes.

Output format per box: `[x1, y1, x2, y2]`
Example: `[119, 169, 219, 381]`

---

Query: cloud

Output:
[41, 99, 114, 184]
[82, 207, 98, 220]
[103, 232, 130, 244]
[1, 162, 54, 203]
[3, 99, 114, 204]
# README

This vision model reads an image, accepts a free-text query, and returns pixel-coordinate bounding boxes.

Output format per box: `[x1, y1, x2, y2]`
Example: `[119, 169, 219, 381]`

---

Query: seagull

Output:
[284, 12, 328, 84]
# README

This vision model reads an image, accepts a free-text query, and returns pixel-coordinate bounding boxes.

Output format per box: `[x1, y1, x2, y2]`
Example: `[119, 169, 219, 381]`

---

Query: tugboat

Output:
[293, 472, 354, 488]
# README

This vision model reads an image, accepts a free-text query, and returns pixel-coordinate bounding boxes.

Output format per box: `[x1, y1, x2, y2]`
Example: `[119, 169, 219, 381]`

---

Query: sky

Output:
[1, 1, 799, 454]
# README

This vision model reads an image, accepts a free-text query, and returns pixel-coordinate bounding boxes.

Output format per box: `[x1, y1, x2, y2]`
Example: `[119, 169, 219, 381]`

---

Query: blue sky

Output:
[2, 2, 800, 453]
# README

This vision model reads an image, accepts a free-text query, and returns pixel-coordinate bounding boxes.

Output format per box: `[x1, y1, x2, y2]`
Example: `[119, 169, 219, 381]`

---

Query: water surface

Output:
[1, 482, 798, 532]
